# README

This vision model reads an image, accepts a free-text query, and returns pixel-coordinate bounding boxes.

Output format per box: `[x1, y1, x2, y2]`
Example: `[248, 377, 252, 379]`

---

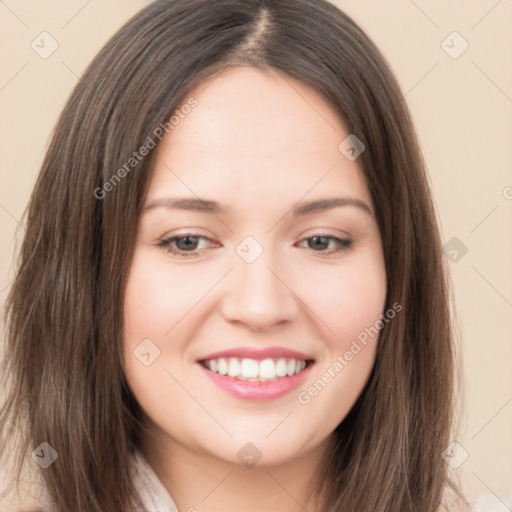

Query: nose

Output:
[220, 247, 299, 331]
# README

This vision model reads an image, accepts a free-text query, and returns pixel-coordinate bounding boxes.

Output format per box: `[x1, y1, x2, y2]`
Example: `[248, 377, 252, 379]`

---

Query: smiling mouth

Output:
[198, 357, 314, 382]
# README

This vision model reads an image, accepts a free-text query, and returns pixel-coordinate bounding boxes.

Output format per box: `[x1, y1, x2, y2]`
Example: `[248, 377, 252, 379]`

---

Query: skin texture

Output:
[123, 66, 387, 512]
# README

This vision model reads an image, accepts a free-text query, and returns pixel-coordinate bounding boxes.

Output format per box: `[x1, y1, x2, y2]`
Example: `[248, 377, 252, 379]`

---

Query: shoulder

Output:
[470, 493, 512, 511]
[445, 493, 512, 512]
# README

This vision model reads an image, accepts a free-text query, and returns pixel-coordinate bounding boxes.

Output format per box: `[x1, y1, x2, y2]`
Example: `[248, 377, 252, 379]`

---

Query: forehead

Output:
[147, 66, 372, 209]
[168, 66, 348, 155]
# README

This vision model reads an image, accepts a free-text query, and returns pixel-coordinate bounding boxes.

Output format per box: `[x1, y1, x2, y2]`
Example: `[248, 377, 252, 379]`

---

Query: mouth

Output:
[196, 354, 315, 401]
[198, 356, 315, 382]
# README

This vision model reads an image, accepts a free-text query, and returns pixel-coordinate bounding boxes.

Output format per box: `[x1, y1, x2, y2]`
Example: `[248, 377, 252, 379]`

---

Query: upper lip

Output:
[197, 346, 315, 362]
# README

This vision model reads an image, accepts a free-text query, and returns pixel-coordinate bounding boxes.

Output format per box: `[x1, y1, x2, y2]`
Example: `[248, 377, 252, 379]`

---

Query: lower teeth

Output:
[210, 371, 301, 382]
[233, 375, 283, 382]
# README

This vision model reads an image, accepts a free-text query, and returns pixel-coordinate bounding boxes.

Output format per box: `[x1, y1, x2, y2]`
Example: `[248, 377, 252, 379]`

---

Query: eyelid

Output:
[156, 231, 354, 259]
[300, 227, 353, 239]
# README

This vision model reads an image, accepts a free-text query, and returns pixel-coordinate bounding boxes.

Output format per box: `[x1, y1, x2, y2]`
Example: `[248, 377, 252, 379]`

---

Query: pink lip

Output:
[196, 346, 314, 362]
[197, 361, 314, 401]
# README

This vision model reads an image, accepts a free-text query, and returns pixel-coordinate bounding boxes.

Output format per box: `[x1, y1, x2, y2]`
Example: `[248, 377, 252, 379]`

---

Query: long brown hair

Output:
[0, 0, 468, 510]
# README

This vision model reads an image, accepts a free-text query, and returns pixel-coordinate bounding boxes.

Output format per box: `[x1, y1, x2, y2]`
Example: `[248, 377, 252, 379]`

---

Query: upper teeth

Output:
[202, 357, 308, 381]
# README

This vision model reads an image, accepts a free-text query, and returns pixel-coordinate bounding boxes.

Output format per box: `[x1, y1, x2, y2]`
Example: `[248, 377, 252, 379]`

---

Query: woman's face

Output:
[123, 66, 386, 467]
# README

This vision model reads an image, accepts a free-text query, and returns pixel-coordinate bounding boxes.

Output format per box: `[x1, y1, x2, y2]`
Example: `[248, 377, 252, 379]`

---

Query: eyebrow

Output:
[142, 196, 373, 217]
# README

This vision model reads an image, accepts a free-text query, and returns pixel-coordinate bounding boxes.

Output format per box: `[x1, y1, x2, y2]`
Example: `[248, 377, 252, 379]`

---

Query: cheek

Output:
[123, 251, 207, 341]
[300, 252, 387, 346]
[294, 252, 386, 428]
[122, 253, 192, 392]
[300, 252, 385, 393]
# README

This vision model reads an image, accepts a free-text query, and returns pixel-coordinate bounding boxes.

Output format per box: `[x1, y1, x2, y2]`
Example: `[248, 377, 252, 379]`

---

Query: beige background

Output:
[1, 0, 511, 509]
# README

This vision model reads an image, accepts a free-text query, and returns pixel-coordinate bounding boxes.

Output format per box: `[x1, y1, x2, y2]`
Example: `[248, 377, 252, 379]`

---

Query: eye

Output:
[296, 234, 353, 257]
[156, 233, 353, 259]
[157, 233, 214, 258]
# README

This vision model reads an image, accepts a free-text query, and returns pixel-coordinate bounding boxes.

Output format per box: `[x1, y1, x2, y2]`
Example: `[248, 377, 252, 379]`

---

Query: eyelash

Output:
[156, 233, 353, 259]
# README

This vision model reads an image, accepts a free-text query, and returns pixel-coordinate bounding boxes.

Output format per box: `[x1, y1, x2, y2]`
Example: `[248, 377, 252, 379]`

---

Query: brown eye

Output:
[157, 234, 212, 258]
[297, 235, 353, 256]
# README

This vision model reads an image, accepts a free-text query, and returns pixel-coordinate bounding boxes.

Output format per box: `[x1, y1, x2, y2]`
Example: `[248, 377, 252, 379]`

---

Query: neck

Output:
[141, 427, 335, 512]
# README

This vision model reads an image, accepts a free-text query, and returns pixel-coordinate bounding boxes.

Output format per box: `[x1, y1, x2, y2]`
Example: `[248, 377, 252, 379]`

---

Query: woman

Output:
[0, 0, 470, 510]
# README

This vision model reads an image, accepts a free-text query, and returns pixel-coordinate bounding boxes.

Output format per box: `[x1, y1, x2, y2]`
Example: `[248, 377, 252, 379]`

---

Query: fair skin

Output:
[123, 66, 387, 512]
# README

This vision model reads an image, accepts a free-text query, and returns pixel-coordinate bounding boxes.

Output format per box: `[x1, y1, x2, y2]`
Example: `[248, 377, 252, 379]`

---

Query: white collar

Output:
[129, 449, 512, 512]
[130, 449, 179, 512]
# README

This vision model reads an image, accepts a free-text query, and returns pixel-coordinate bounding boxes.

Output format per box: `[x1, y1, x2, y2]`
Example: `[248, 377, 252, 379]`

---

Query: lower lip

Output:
[197, 362, 314, 401]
